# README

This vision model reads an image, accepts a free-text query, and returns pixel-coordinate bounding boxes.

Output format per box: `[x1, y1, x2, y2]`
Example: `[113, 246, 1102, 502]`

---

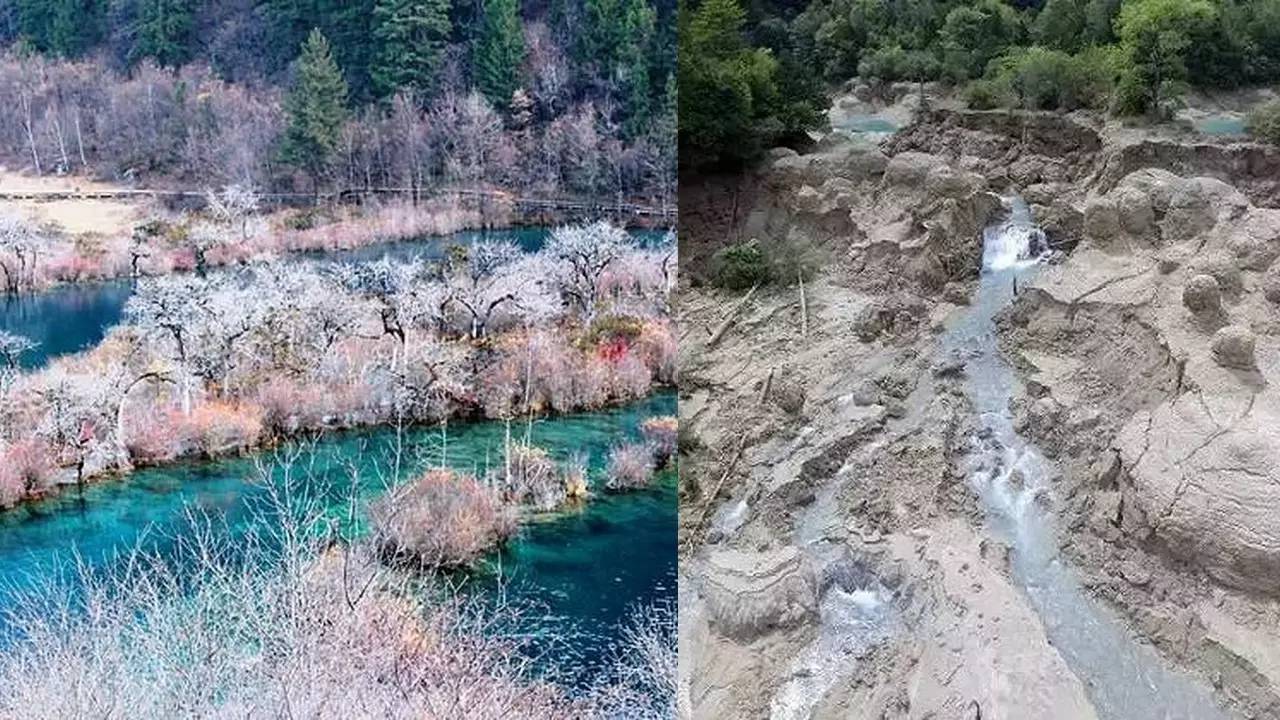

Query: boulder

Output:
[820, 177, 859, 209]
[1264, 268, 1280, 304]
[794, 185, 823, 214]
[1182, 274, 1222, 315]
[771, 369, 807, 415]
[1023, 182, 1070, 206]
[1082, 196, 1121, 246]
[1190, 252, 1244, 297]
[1086, 169, 1250, 248]
[1161, 178, 1237, 242]
[1226, 208, 1280, 272]
[924, 164, 984, 200]
[769, 141, 889, 188]
[1033, 199, 1084, 251]
[1118, 400, 1280, 594]
[1211, 325, 1257, 370]
[884, 152, 946, 188]
[1114, 186, 1155, 238]
[698, 546, 818, 641]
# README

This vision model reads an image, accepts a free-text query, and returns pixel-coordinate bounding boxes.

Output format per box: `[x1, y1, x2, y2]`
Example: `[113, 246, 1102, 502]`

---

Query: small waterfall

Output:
[981, 196, 1049, 272]
[769, 551, 894, 720]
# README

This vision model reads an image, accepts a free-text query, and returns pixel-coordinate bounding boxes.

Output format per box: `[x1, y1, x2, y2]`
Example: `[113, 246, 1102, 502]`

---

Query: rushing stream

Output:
[943, 198, 1230, 719]
[0, 227, 665, 370]
[0, 392, 676, 686]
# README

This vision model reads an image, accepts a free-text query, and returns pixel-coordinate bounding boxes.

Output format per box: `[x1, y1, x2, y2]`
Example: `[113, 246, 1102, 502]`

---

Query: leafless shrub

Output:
[370, 468, 518, 569]
[588, 602, 678, 720]
[501, 443, 564, 511]
[606, 442, 655, 491]
[640, 416, 677, 469]
[562, 451, 590, 501]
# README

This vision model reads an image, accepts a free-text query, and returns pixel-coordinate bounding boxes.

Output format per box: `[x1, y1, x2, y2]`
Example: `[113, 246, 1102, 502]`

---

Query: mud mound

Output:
[886, 108, 1103, 186]
[1094, 139, 1280, 208]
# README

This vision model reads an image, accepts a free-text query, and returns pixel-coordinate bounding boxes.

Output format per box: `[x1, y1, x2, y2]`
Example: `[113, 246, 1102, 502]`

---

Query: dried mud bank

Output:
[678, 105, 1280, 719]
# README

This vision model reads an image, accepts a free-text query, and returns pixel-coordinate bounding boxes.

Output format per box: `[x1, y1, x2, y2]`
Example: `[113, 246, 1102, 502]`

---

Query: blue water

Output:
[1196, 116, 1246, 136]
[0, 281, 133, 367]
[0, 227, 669, 370]
[837, 115, 899, 134]
[0, 392, 676, 681]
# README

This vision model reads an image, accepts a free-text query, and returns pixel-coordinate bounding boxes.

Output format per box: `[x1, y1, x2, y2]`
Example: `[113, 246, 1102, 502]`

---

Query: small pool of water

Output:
[0, 392, 676, 683]
[838, 116, 899, 134]
[1196, 116, 1247, 136]
[0, 280, 133, 367]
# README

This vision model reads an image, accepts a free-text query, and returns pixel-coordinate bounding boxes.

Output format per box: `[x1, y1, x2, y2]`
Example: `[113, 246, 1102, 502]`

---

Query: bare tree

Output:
[545, 221, 634, 321]
[0, 213, 40, 295]
[205, 183, 261, 243]
[0, 330, 35, 368]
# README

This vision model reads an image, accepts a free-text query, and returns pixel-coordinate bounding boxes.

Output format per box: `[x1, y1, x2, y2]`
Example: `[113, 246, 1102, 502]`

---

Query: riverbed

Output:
[942, 199, 1228, 719]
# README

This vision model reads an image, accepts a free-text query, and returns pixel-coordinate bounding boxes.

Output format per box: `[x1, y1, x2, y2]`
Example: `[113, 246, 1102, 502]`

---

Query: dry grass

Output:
[0, 169, 143, 236]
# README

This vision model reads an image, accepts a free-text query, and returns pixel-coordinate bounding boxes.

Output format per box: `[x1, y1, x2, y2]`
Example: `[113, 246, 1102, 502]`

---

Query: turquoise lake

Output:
[0, 391, 676, 686]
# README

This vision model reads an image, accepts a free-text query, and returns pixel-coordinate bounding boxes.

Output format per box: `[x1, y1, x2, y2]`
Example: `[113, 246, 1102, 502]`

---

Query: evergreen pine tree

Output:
[14, 0, 102, 56]
[371, 0, 452, 101]
[473, 0, 525, 107]
[581, 0, 654, 135]
[263, 0, 376, 101]
[280, 29, 350, 190]
[15, 0, 53, 52]
[129, 0, 194, 68]
[49, 0, 83, 56]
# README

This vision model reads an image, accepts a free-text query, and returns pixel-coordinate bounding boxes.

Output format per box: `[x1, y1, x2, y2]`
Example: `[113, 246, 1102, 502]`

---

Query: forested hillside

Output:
[680, 0, 1280, 167]
[0, 0, 675, 202]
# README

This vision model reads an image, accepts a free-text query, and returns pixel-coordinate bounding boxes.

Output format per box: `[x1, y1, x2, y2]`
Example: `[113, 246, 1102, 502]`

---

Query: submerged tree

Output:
[0, 331, 36, 369]
[280, 29, 350, 191]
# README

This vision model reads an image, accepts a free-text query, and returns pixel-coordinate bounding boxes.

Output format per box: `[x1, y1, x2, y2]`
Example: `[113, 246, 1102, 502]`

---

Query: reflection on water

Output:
[0, 280, 132, 368]
[0, 392, 676, 685]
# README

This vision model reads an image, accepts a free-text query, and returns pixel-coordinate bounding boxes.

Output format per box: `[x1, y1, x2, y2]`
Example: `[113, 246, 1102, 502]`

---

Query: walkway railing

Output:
[0, 186, 677, 220]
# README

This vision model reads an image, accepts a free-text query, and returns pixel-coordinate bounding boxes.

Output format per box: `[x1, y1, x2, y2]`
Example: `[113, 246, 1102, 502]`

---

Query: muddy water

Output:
[773, 426, 896, 714]
[944, 198, 1231, 719]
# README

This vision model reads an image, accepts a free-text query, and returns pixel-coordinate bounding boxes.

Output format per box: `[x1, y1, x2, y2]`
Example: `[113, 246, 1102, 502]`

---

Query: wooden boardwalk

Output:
[0, 186, 676, 220]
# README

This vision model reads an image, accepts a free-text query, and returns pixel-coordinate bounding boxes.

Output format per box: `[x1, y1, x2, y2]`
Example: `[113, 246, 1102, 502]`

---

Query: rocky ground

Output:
[678, 91, 1280, 719]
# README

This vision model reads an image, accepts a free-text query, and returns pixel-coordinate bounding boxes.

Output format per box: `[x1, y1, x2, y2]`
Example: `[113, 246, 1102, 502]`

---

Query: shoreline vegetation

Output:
[0, 220, 676, 515]
[0, 451, 676, 718]
[0, 187, 672, 295]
